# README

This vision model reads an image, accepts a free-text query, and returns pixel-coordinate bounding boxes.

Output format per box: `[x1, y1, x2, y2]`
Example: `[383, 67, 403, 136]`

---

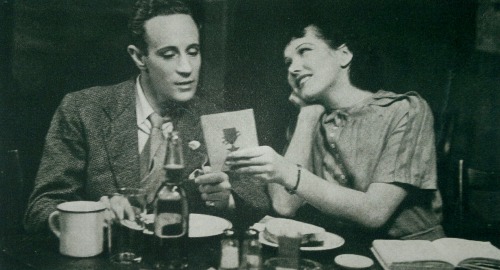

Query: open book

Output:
[371, 238, 500, 270]
[200, 109, 259, 171]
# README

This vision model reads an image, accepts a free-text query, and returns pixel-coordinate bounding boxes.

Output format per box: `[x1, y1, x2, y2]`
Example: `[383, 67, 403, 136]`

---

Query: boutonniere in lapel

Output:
[187, 140, 201, 151]
[187, 140, 209, 180]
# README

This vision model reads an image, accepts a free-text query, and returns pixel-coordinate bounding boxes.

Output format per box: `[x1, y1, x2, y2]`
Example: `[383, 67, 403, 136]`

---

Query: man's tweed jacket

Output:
[24, 79, 270, 233]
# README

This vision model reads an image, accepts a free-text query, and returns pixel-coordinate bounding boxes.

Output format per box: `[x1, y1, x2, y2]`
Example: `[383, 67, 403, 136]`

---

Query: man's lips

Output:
[175, 80, 194, 86]
[175, 80, 195, 90]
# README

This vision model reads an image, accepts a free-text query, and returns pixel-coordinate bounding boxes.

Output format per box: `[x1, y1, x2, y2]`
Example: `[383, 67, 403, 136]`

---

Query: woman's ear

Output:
[127, 45, 147, 71]
[338, 44, 353, 68]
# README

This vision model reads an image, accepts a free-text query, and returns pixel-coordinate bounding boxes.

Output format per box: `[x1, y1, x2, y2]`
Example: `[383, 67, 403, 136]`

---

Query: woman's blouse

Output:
[305, 90, 444, 240]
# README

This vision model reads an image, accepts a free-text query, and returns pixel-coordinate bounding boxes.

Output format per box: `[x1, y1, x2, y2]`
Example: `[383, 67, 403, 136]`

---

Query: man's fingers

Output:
[201, 192, 229, 201]
[198, 180, 231, 193]
[123, 200, 136, 221]
[99, 196, 111, 208]
[99, 196, 115, 222]
[108, 196, 135, 220]
[202, 166, 212, 174]
[195, 172, 228, 185]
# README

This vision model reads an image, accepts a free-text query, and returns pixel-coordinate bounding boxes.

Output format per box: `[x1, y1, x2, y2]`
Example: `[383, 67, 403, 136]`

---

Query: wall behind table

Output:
[225, 0, 474, 152]
[5, 0, 227, 199]
[7, 0, 137, 193]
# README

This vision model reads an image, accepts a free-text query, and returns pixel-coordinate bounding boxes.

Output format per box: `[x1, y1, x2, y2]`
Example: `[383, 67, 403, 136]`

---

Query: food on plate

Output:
[263, 218, 325, 247]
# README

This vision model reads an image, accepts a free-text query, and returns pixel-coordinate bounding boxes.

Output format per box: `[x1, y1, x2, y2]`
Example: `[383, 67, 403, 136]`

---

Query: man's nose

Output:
[176, 54, 193, 75]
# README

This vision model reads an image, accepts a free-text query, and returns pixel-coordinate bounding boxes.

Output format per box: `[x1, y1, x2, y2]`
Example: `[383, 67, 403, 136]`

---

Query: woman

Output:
[226, 18, 444, 243]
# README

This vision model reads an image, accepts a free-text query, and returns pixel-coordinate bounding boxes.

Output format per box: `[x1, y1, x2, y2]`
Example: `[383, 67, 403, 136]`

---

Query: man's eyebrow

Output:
[156, 46, 178, 54]
[186, 43, 200, 49]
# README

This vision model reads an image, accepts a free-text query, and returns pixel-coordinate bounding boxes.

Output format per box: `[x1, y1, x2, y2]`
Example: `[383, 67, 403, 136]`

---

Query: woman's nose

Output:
[287, 58, 301, 75]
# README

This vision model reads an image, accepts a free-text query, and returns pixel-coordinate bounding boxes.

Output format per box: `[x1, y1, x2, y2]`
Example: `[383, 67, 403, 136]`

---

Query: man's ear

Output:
[127, 45, 147, 71]
[338, 44, 353, 68]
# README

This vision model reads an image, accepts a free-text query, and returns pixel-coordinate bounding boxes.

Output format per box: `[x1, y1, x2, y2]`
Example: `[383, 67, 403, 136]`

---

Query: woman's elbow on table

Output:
[355, 183, 408, 230]
[272, 201, 297, 217]
[359, 210, 394, 230]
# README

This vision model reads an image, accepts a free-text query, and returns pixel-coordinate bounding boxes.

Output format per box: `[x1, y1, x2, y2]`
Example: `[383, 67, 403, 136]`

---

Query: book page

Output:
[372, 240, 451, 266]
[200, 109, 259, 171]
[432, 238, 500, 266]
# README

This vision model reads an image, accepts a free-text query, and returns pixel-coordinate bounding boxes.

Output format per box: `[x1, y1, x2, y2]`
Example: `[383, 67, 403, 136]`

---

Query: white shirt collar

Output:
[135, 75, 155, 131]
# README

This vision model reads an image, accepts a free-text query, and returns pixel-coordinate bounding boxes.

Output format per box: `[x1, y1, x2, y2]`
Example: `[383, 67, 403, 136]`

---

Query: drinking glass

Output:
[109, 187, 147, 264]
[277, 230, 302, 262]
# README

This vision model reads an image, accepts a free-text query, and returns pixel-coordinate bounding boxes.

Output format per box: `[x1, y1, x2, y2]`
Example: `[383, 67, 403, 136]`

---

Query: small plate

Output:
[142, 213, 232, 238]
[259, 232, 344, 251]
[335, 254, 374, 269]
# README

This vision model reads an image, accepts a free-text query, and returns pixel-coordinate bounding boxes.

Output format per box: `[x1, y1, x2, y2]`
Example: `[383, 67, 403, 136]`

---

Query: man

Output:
[24, 0, 269, 233]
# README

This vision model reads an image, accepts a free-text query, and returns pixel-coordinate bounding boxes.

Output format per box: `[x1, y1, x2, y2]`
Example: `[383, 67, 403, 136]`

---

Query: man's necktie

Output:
[140, 112, 172, 204]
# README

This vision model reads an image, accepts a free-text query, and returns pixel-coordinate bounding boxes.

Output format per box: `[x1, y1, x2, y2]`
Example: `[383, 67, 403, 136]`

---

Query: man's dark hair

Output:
[129, 0, 199, 54]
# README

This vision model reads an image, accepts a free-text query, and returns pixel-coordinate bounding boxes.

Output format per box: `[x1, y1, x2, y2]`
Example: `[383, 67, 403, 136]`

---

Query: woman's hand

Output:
[226, 146, 295, 186]
[297, 104, 325, 123]
[288, 91, 308, 108]
[288, 89, 325, 124]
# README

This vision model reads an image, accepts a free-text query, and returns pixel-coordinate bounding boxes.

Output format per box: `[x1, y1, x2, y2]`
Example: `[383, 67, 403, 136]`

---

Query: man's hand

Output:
[194, 167, 233, 210]
[99, 195, 136, 222]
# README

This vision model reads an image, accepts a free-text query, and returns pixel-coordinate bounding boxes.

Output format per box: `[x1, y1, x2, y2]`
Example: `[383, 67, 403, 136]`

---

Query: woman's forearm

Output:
[269, 106, 322, 216]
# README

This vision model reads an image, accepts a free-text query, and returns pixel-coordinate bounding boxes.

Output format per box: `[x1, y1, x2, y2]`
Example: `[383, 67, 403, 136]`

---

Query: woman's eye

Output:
[298, 47, 312, 55]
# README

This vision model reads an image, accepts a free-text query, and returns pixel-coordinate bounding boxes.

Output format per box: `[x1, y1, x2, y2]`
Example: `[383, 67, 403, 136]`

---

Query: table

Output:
[0, 231, 381, 269]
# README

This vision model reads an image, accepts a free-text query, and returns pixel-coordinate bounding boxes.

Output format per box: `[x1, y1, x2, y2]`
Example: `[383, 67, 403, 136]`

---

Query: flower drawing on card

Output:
[201, 109, 259, 171]
[222, 127, 240, 152]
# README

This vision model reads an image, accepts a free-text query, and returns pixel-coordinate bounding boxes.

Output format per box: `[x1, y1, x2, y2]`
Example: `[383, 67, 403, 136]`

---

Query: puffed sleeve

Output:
[373, 92, 438, 189]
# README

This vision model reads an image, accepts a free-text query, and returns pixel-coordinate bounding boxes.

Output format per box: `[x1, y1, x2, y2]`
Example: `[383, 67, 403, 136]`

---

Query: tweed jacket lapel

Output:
[103, 80, 141, 188]
[175, 102, 207, 176]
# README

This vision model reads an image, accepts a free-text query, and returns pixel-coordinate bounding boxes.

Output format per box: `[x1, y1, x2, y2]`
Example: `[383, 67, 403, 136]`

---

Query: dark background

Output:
[1, 0, 499, 238]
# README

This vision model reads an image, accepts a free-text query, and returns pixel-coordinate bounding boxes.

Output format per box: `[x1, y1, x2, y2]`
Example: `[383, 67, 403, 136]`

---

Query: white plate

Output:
[188, 213, 232, 238]
[259, 231, 345, 251]
[143, 213, 232, 238]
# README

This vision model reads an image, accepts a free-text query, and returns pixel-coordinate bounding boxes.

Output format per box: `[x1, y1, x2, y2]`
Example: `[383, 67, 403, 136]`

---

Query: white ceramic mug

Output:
[48, 201, 106, 257]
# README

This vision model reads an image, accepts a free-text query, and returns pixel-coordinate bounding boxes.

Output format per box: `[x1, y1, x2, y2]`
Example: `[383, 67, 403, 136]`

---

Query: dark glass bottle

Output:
[240, 228, 262, 270]
[153, 131, 189, 269]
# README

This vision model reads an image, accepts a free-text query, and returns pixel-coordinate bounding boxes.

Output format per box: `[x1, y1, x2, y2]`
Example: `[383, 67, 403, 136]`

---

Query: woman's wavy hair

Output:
[285, 3, 384, 92]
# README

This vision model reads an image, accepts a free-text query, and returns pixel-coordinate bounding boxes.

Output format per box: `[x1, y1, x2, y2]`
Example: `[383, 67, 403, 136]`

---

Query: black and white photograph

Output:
[0, 0, 499, 269]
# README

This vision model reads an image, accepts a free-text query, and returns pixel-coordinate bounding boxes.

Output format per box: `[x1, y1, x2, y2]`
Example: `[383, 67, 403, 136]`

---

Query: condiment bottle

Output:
[240, 228, 262, 270]
[153, 131, 189, 269]
[219, 228, 239, 270]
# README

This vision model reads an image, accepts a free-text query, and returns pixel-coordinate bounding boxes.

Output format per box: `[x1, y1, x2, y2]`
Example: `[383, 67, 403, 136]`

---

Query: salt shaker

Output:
[240, 228, 262, 270]
[219, 228, 239, 270]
